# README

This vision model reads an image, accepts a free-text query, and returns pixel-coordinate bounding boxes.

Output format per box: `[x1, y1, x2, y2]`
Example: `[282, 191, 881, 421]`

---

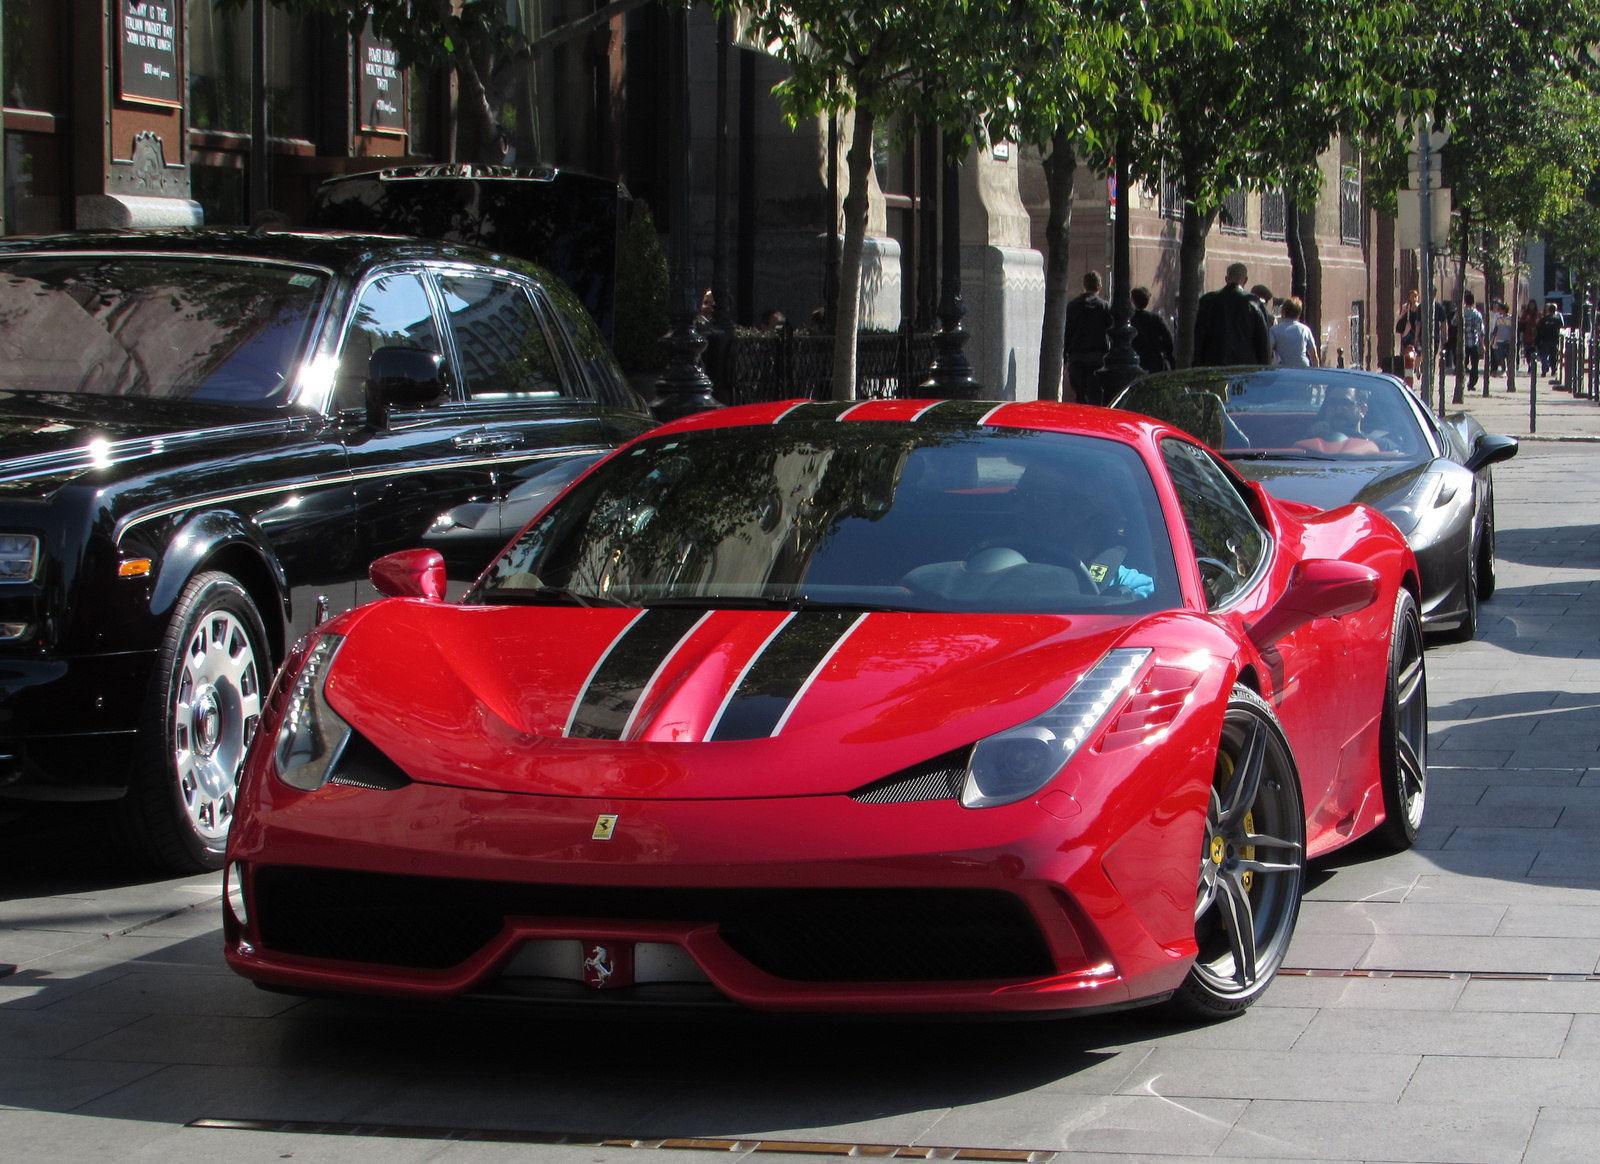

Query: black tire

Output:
[1169, 685, 1306, 1021]
[1476, 501, 1496, 601]
[1376, 589, 1428, 851]
[1438, 540, 1478, 644]
[118, 572, 268, 873]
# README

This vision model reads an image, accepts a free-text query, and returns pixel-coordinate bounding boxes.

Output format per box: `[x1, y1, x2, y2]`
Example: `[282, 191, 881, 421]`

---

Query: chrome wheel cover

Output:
[1193, 707, 1304, 996]
[1393, 607, 1428, 830]
[171, 611, 261, 841]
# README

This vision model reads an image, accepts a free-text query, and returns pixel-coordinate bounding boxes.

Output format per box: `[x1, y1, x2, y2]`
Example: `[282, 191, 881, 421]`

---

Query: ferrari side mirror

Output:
[366, 347, 446, 430]
[1248, 559, 1380, 652]
[1465, 433, 1519, 473]
[369, 549, 447, 601]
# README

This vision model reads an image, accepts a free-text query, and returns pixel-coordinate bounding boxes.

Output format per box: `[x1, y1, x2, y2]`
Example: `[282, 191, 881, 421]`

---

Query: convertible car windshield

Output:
[0, 256, 326, 407]
[1121, 369, 1429, 461]
[474, 422, 1182, 614]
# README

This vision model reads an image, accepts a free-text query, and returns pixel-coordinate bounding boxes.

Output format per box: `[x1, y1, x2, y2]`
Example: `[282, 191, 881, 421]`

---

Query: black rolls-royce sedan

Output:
[0, 230, 655, 872]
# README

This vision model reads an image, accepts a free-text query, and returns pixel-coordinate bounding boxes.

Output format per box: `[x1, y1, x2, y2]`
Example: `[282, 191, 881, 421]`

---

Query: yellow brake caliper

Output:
[1214, 750, 1255, 894]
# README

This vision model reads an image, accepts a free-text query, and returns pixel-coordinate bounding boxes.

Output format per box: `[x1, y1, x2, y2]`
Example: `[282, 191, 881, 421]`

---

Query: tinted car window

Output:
[437, 274, 565, 399]
[335, 273, 442, 411]
[1161, 438, 1268, 609]
[0, 256, 324, 407]
[472, 423, 1182, 615]
[540, 278, 631, 406]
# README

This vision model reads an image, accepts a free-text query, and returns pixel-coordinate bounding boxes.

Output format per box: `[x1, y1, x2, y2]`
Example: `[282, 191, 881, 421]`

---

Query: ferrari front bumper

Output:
[224, 775, 1204, 1016]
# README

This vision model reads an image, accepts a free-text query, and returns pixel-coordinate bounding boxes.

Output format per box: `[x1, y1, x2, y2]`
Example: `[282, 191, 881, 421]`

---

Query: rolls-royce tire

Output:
[119, 571, 267, 873]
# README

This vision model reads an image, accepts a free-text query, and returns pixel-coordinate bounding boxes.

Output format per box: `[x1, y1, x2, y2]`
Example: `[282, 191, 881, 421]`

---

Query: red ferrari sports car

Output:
[223, 399, 1426, 1019]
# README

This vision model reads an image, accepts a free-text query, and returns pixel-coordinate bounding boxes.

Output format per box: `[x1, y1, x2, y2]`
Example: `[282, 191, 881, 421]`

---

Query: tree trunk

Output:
[1175, 199, 1218, 368]
[1036, 128, 1076, 401]
[1286, 197, 1308, 299]
[1298, 201, 1322, 337]
[439, 0, 504, 165]
[830, 102, 874, 401]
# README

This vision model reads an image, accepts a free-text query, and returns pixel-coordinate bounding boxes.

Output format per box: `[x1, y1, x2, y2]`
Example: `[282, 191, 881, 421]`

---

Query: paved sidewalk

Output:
[3, 445, 1600, 1163]
[1413, 365, 1600, 441]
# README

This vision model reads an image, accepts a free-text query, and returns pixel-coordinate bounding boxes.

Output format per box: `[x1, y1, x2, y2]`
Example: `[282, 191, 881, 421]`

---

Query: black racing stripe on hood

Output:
[775, 401, 857, 423]
[567, 608, 707, 740]
[710, 611, 863, 742]
[926, 399, 1005, 425]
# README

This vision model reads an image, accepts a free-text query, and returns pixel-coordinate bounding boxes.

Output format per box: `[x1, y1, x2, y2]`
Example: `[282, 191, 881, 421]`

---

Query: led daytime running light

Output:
[272, 634, 351, 791]
[960, 648, 1152, 808]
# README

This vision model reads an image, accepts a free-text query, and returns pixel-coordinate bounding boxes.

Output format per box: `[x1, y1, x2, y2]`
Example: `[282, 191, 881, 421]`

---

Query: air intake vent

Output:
[849, 746, 972, 804]
[328, 730, 412, 791]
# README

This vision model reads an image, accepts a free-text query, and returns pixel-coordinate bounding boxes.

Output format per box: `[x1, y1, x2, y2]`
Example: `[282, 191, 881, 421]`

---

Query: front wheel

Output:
[1375, 589, 1428, 850]
[119, 571, 268, 873]
[1170, 685, 1306, 1020]
[1476, 503, 1497, 601]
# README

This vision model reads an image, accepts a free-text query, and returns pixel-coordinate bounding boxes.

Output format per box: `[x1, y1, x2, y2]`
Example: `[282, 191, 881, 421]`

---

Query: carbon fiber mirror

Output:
[1465, 433, 1518, 473]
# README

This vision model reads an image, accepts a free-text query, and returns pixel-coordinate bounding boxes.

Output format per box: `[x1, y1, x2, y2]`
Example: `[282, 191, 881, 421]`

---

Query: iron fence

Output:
[724, 327, 939, 404]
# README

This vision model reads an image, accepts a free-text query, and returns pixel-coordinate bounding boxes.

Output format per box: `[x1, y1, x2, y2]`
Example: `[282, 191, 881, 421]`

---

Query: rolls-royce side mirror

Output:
[366, 347, 446, 429]
[369, 548, 447, 601]
[1247, 559, 1380, 651]
[1465, 433, 1519, 473]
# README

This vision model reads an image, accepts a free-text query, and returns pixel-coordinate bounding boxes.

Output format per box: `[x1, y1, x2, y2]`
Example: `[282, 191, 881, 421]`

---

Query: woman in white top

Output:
[1270, 296, 1319, 367]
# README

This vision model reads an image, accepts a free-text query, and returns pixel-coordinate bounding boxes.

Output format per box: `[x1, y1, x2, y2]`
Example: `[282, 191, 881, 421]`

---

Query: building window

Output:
[1340, 140, 1362, 245]
[1260, 189, 1286, 240]
[1349, 300, 1366, 369]
[1219, 190, 1247, 235]
[1159, 163, 1182, 220]
[3, 131, 60, 233]
[3, 0, 59, 113]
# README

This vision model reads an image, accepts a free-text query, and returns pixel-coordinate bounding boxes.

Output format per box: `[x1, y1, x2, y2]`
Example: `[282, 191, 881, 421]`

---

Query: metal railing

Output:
[722, 325, 939, 405]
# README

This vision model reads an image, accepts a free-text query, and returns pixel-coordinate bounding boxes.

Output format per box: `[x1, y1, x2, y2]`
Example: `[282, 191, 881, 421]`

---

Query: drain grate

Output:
[1280, 968, 1600, 982]
[187, 1119, 1058, 1161]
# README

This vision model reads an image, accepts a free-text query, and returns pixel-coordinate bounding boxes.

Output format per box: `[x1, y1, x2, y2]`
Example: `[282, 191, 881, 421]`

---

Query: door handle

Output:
[453, 432, 520, 451]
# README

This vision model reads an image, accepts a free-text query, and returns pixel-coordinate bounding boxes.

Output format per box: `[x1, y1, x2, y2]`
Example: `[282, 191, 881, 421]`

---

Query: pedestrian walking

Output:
[1460, 292, 1484, 393]
[1251, 284, 1276, 324]
[1270, 296, 1319, 367]
[1129, 285, 1176, 373]
[1396, 288, 1422, 354]
[1193, 262, 1272, 367]
[1520, 298, 1541, 380]
[1063, 271, 1113, 404]
[1435, 298, 1456, 379]
[1489, 302, 1512, 376]
[1536, 301, 1565, 378]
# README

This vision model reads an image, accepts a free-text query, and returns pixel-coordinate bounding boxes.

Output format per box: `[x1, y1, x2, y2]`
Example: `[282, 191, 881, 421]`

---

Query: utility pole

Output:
[1418, 117, 1436, 415]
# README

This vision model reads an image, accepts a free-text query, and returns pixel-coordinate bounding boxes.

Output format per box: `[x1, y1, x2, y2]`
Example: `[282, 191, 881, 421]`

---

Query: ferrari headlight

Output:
[961, 648, 1152, 808]
[1380, 471, 1443, 536]
[0, 534, 39, 582]
[272, 634, 351, 791]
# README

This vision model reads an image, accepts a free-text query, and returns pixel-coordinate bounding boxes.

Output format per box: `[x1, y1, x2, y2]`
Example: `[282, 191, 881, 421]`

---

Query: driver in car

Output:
[1296, 386, 1387, 453]
[1013, 465, 1156, 598]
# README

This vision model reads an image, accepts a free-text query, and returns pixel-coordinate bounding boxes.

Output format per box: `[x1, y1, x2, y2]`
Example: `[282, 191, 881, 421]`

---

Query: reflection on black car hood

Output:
[1233, 457, 1433, 511]
[0, 392, 295, 495]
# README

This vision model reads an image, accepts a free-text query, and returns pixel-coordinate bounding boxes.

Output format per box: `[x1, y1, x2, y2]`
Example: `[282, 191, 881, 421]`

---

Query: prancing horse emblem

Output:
[582, 944, 614, 988]
[592, 813, 617, 840]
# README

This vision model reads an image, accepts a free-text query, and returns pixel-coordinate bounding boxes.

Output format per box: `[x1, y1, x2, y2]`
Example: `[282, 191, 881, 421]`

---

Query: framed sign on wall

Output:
[120, 0, 181, 107]
[358, 24, 407, 135]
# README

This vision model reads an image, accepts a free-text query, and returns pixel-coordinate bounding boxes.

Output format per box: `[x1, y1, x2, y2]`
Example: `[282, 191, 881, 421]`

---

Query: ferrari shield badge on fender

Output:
[592, 814, 618, 840]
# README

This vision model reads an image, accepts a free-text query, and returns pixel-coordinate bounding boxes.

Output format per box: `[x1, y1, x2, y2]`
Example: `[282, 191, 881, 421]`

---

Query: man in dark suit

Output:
[1063, 271, 1113, 403]
[1130, 285, 1175, 373]
[1193, 262, 1272, 367]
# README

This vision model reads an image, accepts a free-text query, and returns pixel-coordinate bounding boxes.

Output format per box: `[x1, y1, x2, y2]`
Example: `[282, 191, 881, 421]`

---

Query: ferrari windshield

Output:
[473, 421, 1183, 614]
[0, 255, 327, 407]
[1122, 370, 1429, 461]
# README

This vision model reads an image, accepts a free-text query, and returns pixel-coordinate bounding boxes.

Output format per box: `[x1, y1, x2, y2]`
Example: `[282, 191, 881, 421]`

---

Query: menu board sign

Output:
[120, 0, 181, 107]
[358, 25, 407, 134]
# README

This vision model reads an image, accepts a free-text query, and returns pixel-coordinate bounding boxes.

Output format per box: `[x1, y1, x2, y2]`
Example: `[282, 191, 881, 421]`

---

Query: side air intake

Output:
[848, 746, 972, 804]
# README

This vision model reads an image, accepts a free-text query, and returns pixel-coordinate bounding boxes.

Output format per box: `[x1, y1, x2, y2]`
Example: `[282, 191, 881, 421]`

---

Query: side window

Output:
[436, 273, 566, 399]
[539, 280, 631, 407]
[1161, 438, 1268, 609]
[335, 273, 442, 412]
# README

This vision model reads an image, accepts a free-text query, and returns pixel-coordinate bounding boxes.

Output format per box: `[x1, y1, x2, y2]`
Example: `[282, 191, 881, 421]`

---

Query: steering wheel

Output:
[964, 539, 1102, 594]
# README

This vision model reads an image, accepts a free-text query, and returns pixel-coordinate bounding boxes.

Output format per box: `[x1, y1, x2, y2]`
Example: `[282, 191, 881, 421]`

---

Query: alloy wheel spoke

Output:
[1216, 872, 1258, 987]
[1243, 831, 1302, 852]
[1237, 858, 1300, 875]
[1397, 654, 1424, 706]
[1221, 719, 1265, 829]
[1398, 734, 1426, 799]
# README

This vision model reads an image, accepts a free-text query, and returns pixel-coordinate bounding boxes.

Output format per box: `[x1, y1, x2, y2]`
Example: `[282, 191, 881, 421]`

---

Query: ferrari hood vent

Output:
[849, 745, 973, 804]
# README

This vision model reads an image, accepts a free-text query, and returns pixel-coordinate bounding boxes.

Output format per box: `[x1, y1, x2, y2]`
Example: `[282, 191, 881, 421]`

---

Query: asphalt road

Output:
[4, 439, 1600, 1164]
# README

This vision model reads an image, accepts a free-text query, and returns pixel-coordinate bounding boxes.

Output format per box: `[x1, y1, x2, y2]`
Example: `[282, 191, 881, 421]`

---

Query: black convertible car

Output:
[1116, 368, 1517, 639]
[0, 230, 654, 872]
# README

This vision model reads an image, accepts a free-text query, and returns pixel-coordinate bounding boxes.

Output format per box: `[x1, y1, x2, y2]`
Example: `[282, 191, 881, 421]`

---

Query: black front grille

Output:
[252, 867, 1053, 982]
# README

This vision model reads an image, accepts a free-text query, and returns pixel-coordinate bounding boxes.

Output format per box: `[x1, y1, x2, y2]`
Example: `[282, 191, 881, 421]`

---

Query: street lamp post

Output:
[919, 133, 981, 397]
[652, 1, 719, 421]
[1097, 131, 1143, 406]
